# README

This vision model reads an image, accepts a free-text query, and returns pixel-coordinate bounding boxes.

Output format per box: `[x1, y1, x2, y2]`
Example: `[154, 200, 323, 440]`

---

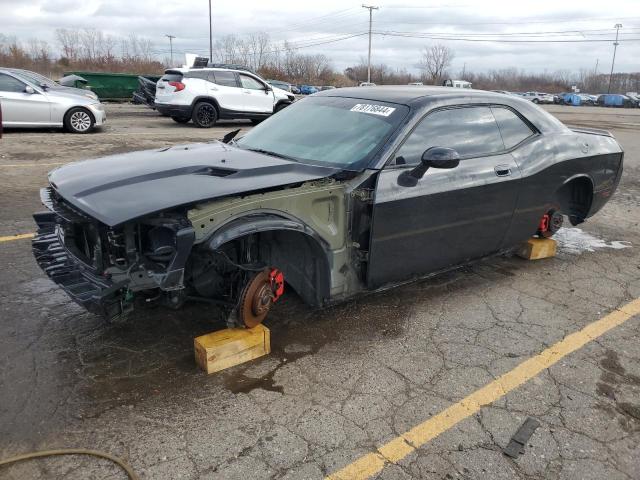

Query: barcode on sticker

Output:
[350, 104, 396, 117]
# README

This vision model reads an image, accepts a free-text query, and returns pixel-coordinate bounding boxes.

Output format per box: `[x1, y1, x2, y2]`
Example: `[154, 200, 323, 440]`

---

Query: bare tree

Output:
[420, 44, 454, 84]
[55, 28, 80, 61]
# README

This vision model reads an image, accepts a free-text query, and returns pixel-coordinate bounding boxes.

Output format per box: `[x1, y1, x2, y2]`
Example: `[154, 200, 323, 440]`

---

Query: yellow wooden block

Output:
[194, 325, 271, 374]
[517, 237, 557, 260]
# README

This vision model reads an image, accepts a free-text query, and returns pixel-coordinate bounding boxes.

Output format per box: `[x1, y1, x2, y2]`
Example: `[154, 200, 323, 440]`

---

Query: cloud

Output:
[1, 0, 639, 74]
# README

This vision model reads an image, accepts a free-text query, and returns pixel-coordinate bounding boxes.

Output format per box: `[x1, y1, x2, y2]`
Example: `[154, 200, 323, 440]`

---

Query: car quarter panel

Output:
[501, 130, 623, 247]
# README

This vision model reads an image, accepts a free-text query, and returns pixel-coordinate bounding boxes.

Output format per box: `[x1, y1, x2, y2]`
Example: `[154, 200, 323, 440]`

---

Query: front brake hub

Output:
[237, 268, 284, 328]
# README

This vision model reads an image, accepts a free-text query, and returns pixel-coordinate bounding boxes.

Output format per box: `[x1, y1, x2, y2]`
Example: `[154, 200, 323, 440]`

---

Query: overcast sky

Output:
[2, 0, 639, 75]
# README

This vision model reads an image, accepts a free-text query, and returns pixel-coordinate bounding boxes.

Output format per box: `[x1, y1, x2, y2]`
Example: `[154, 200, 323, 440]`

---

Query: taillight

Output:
[169, 81, 185, 92]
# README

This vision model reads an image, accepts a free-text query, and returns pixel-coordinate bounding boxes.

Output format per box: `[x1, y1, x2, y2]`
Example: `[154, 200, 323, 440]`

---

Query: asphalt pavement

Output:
[0, 103, 639, 479]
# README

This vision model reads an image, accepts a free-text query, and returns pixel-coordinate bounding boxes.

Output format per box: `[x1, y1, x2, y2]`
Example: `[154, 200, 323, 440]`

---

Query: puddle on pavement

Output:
[555, 227, 631, 255]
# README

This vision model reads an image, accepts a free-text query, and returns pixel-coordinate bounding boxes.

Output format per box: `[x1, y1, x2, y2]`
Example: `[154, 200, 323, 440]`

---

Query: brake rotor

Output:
[237, 268, 284, 328]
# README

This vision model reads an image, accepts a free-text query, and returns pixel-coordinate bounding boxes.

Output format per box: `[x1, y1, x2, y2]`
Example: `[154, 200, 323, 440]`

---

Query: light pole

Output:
[208, 0, 213, 64]
[362, 4, 378, 84]
[165, 34, 175, 66]
[607, 24, 622, 94]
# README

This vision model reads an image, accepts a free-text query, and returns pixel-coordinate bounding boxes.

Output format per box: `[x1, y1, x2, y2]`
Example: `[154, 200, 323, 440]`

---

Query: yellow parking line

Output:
[0, 233, 35, 243]
[326, 297, 640, 480]
[0, 162, 65, 168]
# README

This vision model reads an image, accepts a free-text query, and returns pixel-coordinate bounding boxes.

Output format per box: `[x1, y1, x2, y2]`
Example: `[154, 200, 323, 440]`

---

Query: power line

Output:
[373, 30, 640, 43]
[372, 15, 640, 27]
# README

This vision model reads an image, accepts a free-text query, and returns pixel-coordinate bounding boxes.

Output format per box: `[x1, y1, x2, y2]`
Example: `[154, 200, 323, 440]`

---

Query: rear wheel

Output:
[171, 116, 190, 123]
[537, 210, 564, 238]
[191, 102, 218, 128]
[532, 98, 540, 104]
[64, 107, 94, 134]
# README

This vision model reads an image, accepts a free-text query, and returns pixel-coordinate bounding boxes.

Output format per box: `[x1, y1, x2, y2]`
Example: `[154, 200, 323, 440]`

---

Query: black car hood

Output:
[48, 142, 340, 226]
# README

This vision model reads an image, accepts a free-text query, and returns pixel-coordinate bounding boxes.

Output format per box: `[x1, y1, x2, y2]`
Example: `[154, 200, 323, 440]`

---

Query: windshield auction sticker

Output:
[350, 104, 396, 117]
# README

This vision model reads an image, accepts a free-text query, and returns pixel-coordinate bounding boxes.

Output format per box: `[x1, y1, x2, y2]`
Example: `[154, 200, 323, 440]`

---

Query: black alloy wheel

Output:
[192, 102, 218, 128]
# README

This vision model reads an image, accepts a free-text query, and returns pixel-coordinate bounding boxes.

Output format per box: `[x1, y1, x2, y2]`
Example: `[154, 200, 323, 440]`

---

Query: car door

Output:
[207, 70, 246, 112]
[0, 73, 51, 126]
[367, 105, 523, 288]
[238, 73, 273, 113]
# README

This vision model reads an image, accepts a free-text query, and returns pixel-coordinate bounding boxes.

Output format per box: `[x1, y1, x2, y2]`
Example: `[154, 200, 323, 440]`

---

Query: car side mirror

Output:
[421, 147, 460, 169]
[397, 147, 460, 187]
[264, 84, 272, 92]
[24, 86, 35, 94]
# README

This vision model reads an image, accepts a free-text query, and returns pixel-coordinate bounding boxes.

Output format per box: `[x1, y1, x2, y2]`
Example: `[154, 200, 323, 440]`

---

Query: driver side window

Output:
[0, 73, 26, 93]
[239, 74, 265, 90]
[394, 106, 505, 165]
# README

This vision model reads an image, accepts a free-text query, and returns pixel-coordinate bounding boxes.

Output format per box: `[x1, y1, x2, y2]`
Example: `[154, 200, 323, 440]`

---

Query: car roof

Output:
[313, 85, 527, 106]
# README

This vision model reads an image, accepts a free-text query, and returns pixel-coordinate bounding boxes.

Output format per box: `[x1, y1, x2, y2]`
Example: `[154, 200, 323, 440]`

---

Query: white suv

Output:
[522, 92, 555, 104]
[154, 67, 295, 127]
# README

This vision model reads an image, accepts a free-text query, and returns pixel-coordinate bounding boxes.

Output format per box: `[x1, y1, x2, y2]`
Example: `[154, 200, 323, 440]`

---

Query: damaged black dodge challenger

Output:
[33, 87, 623, 327]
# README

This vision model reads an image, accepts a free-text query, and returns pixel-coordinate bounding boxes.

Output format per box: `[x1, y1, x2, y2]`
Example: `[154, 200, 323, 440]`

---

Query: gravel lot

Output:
[0, 103, 639, 479]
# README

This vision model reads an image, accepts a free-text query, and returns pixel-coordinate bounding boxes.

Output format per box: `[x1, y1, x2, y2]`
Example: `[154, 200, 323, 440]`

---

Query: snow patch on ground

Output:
[555, 227, 632, 255]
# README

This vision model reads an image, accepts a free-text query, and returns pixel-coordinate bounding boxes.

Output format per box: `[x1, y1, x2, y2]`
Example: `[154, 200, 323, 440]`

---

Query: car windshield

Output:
[13, 70, 56, 87]
[235, 96, 408, 170]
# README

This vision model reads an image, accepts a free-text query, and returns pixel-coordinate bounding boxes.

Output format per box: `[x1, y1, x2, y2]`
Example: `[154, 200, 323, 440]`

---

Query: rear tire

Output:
[64, 107, 94, 134]
[532, 98, 539, 104]
[171, 116, 190, 124]
[191, 102, 218, 128]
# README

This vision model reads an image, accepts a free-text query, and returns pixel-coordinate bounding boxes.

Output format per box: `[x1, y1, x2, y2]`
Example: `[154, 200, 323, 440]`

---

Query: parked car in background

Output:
[626, 92, 640, 105]
[299, 85, 319, 95]
[154, 66, 295, 127]
[0, 68, 105, 133]
[490, 90, 511, 95]
[598, 94, 637, 108]
[32, 86, 623, 326]
[320, 86, 336, 91]
[442, 79, 472, 88]
[290, 85, 301, 94]
[560, 93, 582, 106]
[132, 76, 158, 109]
[578, 94, 598, 106]
[6, 68, 98, 100]
[266, 79, 293, 93]
[408, 82, 424, 86]
[358, 82, 376, 87]
[522, 92, 554, 104]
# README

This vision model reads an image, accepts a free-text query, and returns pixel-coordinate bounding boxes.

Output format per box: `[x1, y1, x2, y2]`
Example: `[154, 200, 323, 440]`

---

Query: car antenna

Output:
[221, 129, 241, 144]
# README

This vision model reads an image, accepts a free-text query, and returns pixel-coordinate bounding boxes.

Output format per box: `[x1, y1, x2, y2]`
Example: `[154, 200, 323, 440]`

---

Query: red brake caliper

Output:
[269, 269, 284, 302]
[538, 214, 550, 234]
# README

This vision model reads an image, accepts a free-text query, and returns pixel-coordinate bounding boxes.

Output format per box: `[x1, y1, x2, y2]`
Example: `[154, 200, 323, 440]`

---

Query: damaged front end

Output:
[32, 186, 195, 320]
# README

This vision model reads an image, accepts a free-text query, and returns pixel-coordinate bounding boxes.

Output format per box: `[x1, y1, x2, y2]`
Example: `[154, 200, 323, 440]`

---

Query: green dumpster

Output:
[63, 71, 161, 101]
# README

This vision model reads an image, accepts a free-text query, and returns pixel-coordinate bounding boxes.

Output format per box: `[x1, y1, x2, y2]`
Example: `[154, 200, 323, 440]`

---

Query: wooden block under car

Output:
[516, 238, 557, 260]
[194, 324, 271, 374]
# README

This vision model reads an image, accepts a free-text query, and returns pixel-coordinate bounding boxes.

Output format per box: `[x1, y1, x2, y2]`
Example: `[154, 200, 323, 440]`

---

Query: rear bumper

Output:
[155, 103, 191, 118]
[32, 211, 127, 319]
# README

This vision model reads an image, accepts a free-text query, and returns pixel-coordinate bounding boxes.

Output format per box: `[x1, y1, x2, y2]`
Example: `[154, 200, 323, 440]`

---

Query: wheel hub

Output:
[237, 268, 284, 328]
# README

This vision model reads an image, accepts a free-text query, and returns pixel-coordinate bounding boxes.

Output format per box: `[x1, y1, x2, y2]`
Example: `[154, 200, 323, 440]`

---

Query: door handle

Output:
[494, 165, 512, 177]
